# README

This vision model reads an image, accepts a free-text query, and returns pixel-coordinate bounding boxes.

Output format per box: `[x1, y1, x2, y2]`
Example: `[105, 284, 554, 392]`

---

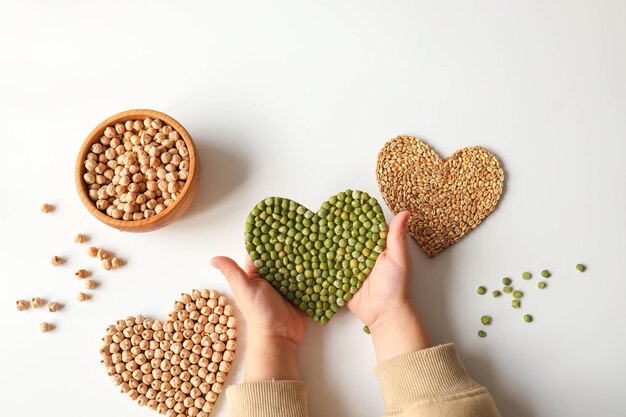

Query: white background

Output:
[1, 1, 625, 416]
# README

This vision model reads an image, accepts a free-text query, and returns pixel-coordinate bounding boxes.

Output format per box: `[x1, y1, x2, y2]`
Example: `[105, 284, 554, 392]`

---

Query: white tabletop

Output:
[1, 1, 625, 416]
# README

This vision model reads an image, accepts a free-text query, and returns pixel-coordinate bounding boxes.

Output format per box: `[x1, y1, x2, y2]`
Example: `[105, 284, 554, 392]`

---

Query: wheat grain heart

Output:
[99, 289, 237, 417]
[376, 135, 504, 257]
[244, 190, 387, 325]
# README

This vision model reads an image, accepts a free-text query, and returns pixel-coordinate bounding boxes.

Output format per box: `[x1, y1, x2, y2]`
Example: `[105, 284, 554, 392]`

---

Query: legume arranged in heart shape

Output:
[100, 289, 237, 416]
[377, 135, 504, 257]
[244, 190, 387, 324]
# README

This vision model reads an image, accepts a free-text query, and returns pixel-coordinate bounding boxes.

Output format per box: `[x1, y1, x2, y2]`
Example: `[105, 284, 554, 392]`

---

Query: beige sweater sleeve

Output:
[375, 344, 500, 417]
[226, 380, 308, 417]
[226, 344, 499, 417]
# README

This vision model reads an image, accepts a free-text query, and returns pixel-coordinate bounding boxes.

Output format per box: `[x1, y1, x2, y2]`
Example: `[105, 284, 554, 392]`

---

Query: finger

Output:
[243, 255, 258, 275]
[211, 256, 254, 301]
[385, 211, 410, 257]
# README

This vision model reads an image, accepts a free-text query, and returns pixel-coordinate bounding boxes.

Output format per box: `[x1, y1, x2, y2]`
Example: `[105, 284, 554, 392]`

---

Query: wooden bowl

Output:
[75, 109, 200, 232]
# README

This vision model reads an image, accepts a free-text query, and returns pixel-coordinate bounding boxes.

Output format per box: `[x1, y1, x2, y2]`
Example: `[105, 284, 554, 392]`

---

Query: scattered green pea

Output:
[481, 315, 492, 325]
[523, 314, 533, 322]
[537, 281, 547, 289]
[477, 286, 487, 295]
[541, 269, 551, 278]
[522, 272, 532, 280]
[502, 277, 512, 285]
[477, 330, 487, 338]
[576, 263, 586, 272]
[511, 299, 521, 309]
[492, 290, 501, 298]
[512, 290, 524, 299]
[363, 325, 370, 334]
[503, 286, 513, 293]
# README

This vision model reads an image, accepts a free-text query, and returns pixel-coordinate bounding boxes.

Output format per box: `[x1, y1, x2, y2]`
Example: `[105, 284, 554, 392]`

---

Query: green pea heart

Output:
[244, 190, 388, 325]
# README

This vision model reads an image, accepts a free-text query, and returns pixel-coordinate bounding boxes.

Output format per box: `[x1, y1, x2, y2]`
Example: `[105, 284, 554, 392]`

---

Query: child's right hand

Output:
[211, 256, 307, 382]
[347, 211, 431, 362]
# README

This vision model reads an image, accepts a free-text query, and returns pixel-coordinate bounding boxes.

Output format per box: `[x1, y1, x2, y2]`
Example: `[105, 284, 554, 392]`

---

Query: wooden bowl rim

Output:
[75, 109, 198, 231]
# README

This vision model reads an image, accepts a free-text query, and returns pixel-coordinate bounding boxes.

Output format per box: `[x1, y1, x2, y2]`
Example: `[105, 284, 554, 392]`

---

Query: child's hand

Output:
[347, 211, 413, 326]
[211, 256, 307, 381]
[347, 211, 431, 362]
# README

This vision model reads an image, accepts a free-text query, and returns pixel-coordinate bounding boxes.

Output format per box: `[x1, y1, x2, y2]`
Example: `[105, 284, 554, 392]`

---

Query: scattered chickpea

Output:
[77, 292, 90, 302]
[16, 299, 30, 311]
[85, 280, 99, 290]
[102, 258, 112, 271]
[48, 301, 62, 312]
[31, 297, 45, 309]
[40, 322, 53, 333]
[50, 256, 64, 266]
[40, 203, 54, 213]
[74, 233, 88, 244]
[87, 246, 99, 257]
[97, 248, 110, 260]
[75, 269, 90, 279]
[111, 257, 124, 269]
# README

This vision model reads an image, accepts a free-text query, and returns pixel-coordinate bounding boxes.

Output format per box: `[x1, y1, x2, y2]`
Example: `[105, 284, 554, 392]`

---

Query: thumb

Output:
[385, 211, 410, 258]
[211, 256, 253, 302]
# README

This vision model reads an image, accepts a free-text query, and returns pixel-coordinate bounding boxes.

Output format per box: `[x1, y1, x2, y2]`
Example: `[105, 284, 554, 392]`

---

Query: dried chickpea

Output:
[75, 269, 90, 279]
[223, 350, 235, 362]
[97, 248, 110, 260]
[40, 322, 53, 333]
[224, 305, 234, 316]
[77, 292, 90, 302]
[16, 299, 29, 311]
[85, 280, 99, 290]
[48, 301, 62, 312]
[31, 297, 45, 308]
[74, 233, 88, 244]
[102, 258, 112, 271]
[50, 256, 64, 266]
[104, 126, 116, 138]
[111, 257, 124, 269]
[87, 246, 99, 257]
[40, 203, 54, 213]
